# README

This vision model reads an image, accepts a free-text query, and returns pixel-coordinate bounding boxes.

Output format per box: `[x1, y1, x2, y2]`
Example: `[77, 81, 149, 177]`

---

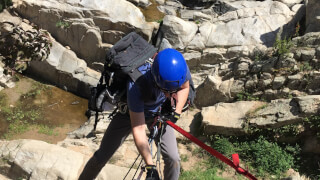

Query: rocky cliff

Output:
[0, 0, 319, 179]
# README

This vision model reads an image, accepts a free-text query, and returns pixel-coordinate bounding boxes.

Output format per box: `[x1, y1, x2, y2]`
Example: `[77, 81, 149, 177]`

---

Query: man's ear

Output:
[180, 80, 190, 89]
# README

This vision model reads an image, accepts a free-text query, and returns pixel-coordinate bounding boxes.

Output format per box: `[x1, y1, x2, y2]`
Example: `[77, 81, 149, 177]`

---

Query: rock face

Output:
[0, 10, 100, 97]
[161, 15, 198, 50]
[27, 39, 100, 98]
[201, 101, 266, 135]
[14, 0, 158, 68]
[0, 139, 84, 179]
[159, 0, 304, 50]
[0, 139, 137, 179]
[306, 0, 320, 33]
[0, 10, 20, 90]
[1, 0, 320, 179]
[0, 65, 15, 90]
[201, 95, 320, 136]
[193, 31, 320, 108]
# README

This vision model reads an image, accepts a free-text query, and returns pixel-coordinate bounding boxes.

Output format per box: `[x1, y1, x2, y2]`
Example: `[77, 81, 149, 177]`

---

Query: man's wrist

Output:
[173, 112, 181, 119]
[145, 165, 157, 170]
[168, 111, 180, 123]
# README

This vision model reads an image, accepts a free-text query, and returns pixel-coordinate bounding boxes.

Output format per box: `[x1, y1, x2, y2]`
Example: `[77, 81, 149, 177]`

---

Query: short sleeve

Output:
[127, 79, 144, 112]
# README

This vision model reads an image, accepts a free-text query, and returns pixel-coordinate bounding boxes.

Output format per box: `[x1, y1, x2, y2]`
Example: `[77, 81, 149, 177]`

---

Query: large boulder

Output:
[161, 0, 304, 50]
[0, 139, 84, 179]
[205, 1, 296, 47]
[0, 139, 137, 179]
[160, 15, 198, 50]
[26, 38, 100, 98]
[292, 32, 320, 47]
[194, 74, 234, 108]
[201, 101, 266, 135]
[201, 95, 320, 136]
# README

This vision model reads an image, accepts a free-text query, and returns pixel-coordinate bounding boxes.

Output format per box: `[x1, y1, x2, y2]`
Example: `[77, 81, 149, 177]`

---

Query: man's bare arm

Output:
[129, 110, 153, 165]
[174, 80, 190, 114]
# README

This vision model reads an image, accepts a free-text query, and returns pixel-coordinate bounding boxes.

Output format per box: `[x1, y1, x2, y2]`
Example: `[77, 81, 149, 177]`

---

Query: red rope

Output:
[166, 120, 258, 180]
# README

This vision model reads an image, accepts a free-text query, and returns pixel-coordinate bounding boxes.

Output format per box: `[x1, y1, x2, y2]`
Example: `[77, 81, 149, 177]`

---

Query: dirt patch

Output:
[1, 77, 33, 106]
[9, 125, 76, 144]
[179, 143, 202, 171]
[0, 74, 88, 144]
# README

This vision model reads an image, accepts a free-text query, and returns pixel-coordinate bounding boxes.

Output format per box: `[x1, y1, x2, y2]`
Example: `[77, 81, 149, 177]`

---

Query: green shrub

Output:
[241, 136, 295, 177]
[209, 136, 298, 178]
[273, 37, 293, 58]
[211, 136, 238, 159]
[0, 0, 12, 12]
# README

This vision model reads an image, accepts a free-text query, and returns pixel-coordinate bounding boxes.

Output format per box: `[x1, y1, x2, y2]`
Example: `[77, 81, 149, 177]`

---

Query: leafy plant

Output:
[273, 37, 293, 58]
[56, 20, 71, 29]
[37, 124, 57, 136]
[1, 94, 44, 138]
[211, 136, 238, 159]
[304, 115, 320, 137]
[24, 81, 51, 98]
[181, 154, 189, 162]
[299, 62, 313, 72]
[240, 137, 295, 177]
[272, 124, 304, 137]
[236, 91, 260, 101]
[208, 136, 299, 178]
[252, 48, 271, 62]
[156, 19, 163, 24]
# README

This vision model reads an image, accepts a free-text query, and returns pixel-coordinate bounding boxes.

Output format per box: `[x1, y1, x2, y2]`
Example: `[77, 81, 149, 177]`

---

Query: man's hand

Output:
[145, 165, 160, 180]
[167, 112, 180, 123]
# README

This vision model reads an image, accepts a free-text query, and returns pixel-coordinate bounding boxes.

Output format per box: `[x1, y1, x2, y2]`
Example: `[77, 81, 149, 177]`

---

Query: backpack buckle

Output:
[146, 58, 154, 64]
[108, 72, 114, 86]
[118, 102, 128, 114]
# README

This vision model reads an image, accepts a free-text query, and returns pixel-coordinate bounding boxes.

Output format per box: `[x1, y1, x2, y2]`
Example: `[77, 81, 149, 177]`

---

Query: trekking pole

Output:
[164, 119, 258, 180]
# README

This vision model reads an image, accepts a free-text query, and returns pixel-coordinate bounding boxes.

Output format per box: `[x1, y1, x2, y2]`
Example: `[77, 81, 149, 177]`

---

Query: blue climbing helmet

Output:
[151, 48, 187, 92]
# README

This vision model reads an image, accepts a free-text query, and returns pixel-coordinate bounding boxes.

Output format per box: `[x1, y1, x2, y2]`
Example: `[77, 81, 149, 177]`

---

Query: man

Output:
[79, 48, 191, 180]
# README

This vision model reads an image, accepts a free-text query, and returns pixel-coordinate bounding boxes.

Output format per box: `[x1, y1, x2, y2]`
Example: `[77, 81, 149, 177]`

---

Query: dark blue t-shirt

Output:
[127, 63, 191, 117]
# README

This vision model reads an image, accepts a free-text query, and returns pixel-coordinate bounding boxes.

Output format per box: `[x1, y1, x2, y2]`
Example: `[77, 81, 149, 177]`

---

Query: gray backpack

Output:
[89, 32, 157, 113]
